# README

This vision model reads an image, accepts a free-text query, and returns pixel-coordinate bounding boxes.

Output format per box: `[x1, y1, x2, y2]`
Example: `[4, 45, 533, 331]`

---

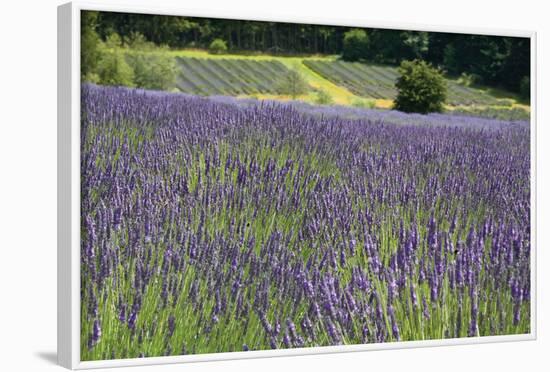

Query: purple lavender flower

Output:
[128, 311, 137, 330]
[89, 319, 101, 348]
[167, 314, 176, 337]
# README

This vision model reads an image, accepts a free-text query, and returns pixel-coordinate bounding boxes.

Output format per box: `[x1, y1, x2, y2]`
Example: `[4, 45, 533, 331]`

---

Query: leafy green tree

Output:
[81, 11, 101, 80]
[126, 51, 177, 90]
[126, 32, 156, 50]
[97, 49, 135, 87]
[499, 38, 530, 92]
[209, 38, 228, 54]
[367, 30, 428, 64]
[277, 70, 308, 99]
[394, 59, 447, 114]
[443, 44, 460, 75]
[104, 32, 123, 49]
[402, 31, 429, 59]
[342, 29, 369, 61]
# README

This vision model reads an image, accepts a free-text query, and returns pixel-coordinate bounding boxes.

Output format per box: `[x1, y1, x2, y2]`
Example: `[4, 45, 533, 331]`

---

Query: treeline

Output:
[92, 12, 347, 55]
[85, 11, 530, 97]
[341, 29, 530, 96]
[81, 12, 177, 90]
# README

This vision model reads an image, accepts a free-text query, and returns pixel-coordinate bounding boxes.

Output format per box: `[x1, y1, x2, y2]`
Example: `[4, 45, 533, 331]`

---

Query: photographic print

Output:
[78, 9, 531, 362]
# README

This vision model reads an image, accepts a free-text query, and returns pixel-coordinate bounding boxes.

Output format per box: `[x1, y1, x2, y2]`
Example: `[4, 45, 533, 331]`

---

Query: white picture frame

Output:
[58, 1, 537, 369]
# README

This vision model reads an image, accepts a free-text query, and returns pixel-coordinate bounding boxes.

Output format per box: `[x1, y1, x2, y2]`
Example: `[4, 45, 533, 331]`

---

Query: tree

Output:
[366, 29, 403, 64]
[209, 38, 228, 54]
[442, 44, 459, 75]
[394, 60, 447, 114]
[126, 32, 156, 50]
[277, 70, 308, 99]
[126, 51, 177, 90]
[96, 49, 135, 87]
[342, 29, 369, 61]
[81, 11, 101, 80]
[401, 31, 429, 59]
[499, 38, 530, 92]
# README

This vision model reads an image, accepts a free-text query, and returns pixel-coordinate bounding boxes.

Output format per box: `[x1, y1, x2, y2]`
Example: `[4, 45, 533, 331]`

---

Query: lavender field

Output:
[80, 84, 530, 361]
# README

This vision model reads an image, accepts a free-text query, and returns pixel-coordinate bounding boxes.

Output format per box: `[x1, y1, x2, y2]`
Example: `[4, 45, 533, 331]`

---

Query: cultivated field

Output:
[302, 60, 501, 106]
[175, 57, 295, 96]
[80, 84, 530, 361]
[168, 52, 520, 111]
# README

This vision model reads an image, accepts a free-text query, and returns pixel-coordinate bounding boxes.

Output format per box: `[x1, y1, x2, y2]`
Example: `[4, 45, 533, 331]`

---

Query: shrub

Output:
[394, 59, 447, 114]
[85, 72, 101, 84]
[351, 97, 375, 109]
[447, 106, 530, 121]
[276, 70, 309, 99]
[209, 39, 228, 54]
[97, 49, 135, 87]
[342, 29, 369, 62]
[315, 89, 333, 105]
[126, 51, 177, 90]
[457, 72, 482, 87]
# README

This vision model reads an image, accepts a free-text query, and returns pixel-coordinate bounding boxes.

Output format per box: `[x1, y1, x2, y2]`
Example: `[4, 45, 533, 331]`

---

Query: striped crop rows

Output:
[176, 57, 290, 96]
[303, 60, 501, 106]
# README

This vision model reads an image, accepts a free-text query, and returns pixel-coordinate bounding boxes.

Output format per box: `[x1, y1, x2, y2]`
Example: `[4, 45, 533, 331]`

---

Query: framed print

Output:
[57, 1, 536, 369]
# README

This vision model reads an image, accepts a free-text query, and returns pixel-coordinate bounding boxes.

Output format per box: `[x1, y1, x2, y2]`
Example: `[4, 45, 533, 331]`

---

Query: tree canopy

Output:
[394, 60, 447, 114]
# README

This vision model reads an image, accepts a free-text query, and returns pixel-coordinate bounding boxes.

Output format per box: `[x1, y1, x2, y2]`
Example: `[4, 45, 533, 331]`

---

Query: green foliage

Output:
[276, 70, 309, 99]
[80, 25, 177, 91]
[448, 105, 530, 121]
[83, 10, 531, 96]
[104, 32, 123, 49]
[85, 72, 101, 84]
[394, 59, 447, 114]
[351, 97, 376, 109]
[96, 49, 135, 87]
[209, 38, 228, 54]
[401, 31, 429, 59]
[342, 29, 369, 62]
[126, 32, 156, 50]
[366, 30, 428, 64]
[457, 72, 482, 87]
[96, 12, 198, 47]
[126, 51, 177, 90]
[435, 35, 529, 94]
[442, 44, 459, 75]
[315, 89, 333, 105]
[519, 76, 530, 102]
[81, 11, 101, 80]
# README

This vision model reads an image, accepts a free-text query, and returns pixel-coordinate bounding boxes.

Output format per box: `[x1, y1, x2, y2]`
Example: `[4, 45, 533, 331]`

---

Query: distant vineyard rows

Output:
[303, 60, 500, 106]
[175, 57, 504, 106]
[176, 57, 290, 96]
